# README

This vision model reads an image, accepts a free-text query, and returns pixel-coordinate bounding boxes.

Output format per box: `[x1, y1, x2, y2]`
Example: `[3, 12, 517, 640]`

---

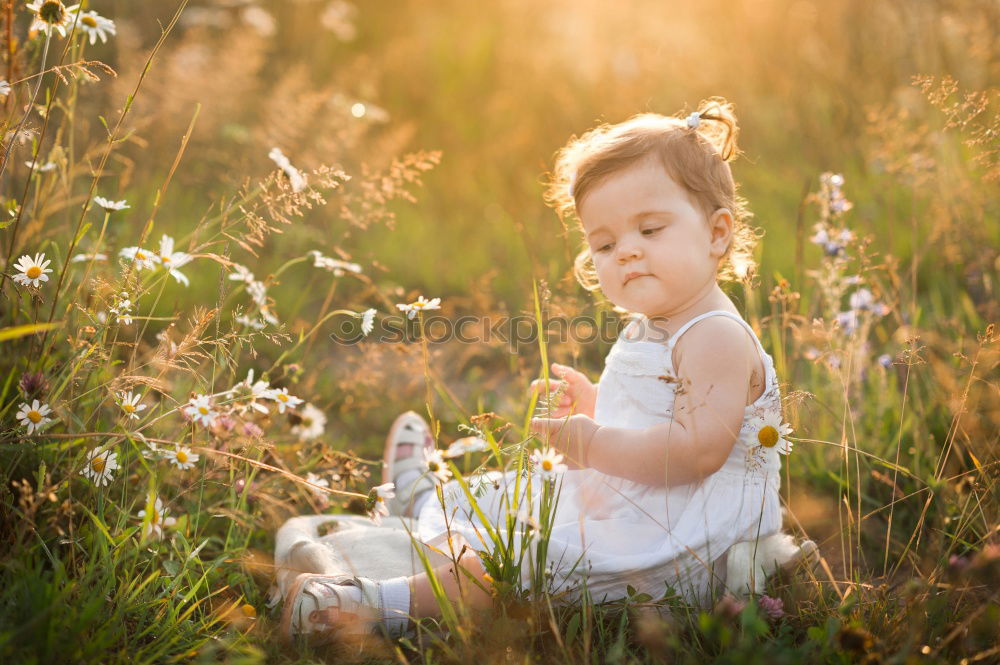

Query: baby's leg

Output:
[408, 532, 492, 619]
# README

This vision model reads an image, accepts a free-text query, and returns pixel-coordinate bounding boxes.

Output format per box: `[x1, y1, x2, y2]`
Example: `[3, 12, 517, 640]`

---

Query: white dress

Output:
[415, 310, 785, 606]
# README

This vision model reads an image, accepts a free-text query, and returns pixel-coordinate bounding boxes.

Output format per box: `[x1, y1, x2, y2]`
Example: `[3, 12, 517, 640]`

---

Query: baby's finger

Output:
[552, 363, 586, 386]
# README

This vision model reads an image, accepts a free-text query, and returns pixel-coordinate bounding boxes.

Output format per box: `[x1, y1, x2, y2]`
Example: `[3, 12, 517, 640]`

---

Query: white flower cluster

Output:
[119, 235, 193, 286]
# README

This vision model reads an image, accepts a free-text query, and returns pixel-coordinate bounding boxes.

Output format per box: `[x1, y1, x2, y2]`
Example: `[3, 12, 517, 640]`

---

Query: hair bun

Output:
[688, 97, 741, 162]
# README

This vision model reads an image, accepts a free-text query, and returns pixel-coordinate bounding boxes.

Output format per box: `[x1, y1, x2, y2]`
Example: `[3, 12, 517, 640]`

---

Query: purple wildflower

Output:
[758, 594, 785, 620]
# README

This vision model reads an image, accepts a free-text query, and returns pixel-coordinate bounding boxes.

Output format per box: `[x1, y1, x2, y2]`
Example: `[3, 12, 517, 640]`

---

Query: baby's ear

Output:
[708, 208, 734, 257]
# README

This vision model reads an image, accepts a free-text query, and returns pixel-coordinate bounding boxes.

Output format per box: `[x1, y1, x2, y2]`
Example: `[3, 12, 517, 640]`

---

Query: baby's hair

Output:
[545, 97, 758, 294]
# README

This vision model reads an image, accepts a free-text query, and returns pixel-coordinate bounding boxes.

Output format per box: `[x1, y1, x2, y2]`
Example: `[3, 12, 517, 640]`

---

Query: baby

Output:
[279, 98, 817, 643]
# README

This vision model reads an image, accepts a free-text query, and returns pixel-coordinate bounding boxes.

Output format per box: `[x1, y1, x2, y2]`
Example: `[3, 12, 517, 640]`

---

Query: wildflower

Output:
[137, 496, 177, 540]
[714, 593, 747, 619]
[16, 399, 53, 434]
[809, 225, 848, 257]
[156, 235, 192, 286]
[0, 80, 10, 97]
[70, 252, 108, 263]
[117, 391, 146, 420]
[515, 506, 541, 532]
[246, 280, 268, 308]
[26, 160, 57, 172]
[119, 246, 157, 271]
[108, 293, 134, 325]
[227, 263, 255, 284]
[80, 447, 118, 486]
[267, 147, 307, 193]
[70, 8, 115, 44]
[309, 250, 362, 276]
[366, 482, 395, 525]
[241, 421, 264, 439]
[165, 445, 199, 471]
[878, 354, 893, 369]
[305, 472, 330, 499]
[228, 369, 270, 414]
[395, 295, 441, 320]
[757, 595, 785, 621]
[183, 394, 218, 427]
[423, 449, 452, 484]
[92, 195, 128, 213]
[444, 436, 489, 458]
[291, 403, 326, 441]
[360, 308, 376, 336]
[266, 387, 303, 414]
[18, 371, 49, 400]
[26, 1, 80, 38]
[835, 309, 859, 335]
[745, 413, 793, 455]
[849, 288, 875, 311]
[235, 314, 266, 330]
[531, 448, 568, 480]
[12, 252, 53, 287]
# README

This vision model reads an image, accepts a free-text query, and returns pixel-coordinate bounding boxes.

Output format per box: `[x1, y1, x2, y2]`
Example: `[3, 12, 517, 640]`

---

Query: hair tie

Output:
[685, 111, 702, 130]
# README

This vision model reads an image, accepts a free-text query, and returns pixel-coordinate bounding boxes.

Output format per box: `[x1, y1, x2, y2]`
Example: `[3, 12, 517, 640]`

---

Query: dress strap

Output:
[667, 311, 769, 366]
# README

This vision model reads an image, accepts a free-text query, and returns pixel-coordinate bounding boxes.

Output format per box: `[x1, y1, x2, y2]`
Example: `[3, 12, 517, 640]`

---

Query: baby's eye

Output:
[641, 227, 664, 236]
[595, 243, 614, 253]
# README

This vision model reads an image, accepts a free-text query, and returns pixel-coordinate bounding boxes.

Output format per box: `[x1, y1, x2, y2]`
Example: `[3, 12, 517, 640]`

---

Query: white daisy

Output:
[227, 263, 255, 284]
[183, 394, 218, 427]
[246, 280, 268, 308]
[119, 246, 157, 271]
[137, 496, 177, 540]
[745, 413, 793, 455]
[15, 399, 53, 434]
[80, 447, 118, 486]
[117, 390, 146, 420]
[92, 195, 129, 213]
[267, 147, 307, 193]
[228, 368, 270, 414]
[25, 160, 56, 172]
[26, 1, 80, 38]
[70, 252, 108, 263]
[305, 472, 330, 499]
[531, 448, 568, 480]
[266, 387, 303, 414]
[11, 252, 53, 287]
[291, 403, 326, 441]
[70, 8, 115, 44]
[423, 448, 452, 485]
[165, 445, 199, 471]
[156, 235, 192, 286]
[395, 295, 441, 320]
[444, 436, 489, 458]
[360, 308, 376, 336]
[309, 250, 362, 276]
[367, 482, 395, 525]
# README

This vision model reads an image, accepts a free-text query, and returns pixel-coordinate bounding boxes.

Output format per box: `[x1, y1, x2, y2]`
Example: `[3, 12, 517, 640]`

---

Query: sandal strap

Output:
[391, 455, 430, 478]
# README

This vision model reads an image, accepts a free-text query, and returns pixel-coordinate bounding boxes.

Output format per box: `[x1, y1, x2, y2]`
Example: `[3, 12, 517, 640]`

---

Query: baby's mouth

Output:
[623, 272, 648, 286]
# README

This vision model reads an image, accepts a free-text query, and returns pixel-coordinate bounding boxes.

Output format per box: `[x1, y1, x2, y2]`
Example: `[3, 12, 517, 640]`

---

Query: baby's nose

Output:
[616, 243, 641, 262]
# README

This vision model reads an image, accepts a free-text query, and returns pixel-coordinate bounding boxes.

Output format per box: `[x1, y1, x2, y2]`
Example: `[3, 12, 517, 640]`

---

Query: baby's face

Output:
[578, 158, 727, 319]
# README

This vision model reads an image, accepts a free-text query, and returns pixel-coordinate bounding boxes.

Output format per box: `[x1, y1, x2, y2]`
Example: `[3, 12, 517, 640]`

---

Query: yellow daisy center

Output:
[428, 461, 439, 472]
[757, 425, 780, 448]
[27, 410, 42, 423]
[240, 604, 256, 619]
[176, 451, 188, 464]
[123, 404, 135, 413]
[277, 394, 288, 402]
[542, 460, 553, 471]
[198, 407, 209, 416]
[91, 456, 106, 473]
[161, 255, 171, 264]
[135, 251, 146, 260]
[82, 16, 97, 28]
[150, 510, 160, 524]
[26, 266, 42, 279]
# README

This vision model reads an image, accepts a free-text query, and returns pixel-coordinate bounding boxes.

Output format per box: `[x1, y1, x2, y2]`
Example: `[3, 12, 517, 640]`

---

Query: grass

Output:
[1, 0, 998, 663]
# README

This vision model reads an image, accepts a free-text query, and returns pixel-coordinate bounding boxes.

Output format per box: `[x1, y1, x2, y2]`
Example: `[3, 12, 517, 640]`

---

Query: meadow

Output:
[0, 0, 997, 663]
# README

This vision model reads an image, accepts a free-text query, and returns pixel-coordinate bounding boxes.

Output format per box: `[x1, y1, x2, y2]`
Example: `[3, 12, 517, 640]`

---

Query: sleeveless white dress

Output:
[415, 310, 785, 606]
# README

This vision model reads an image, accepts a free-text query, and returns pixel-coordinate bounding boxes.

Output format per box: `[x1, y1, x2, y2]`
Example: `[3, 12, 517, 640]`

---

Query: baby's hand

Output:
[528, 363, 598, 419]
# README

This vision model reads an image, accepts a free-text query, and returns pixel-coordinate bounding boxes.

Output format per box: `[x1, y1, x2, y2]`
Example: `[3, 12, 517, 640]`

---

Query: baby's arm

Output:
[586, 318, 756, 486]
[529, 363, 598, 419]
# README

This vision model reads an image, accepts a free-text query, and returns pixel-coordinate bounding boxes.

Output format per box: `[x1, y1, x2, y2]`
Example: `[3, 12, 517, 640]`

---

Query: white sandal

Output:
[279, 572, 385, 644]
[382, 411, 436, 516]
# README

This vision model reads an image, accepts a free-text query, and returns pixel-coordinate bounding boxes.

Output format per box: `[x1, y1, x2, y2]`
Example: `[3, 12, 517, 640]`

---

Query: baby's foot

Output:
[279, 573, 410, 645]
[382, 411, 436, 516]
